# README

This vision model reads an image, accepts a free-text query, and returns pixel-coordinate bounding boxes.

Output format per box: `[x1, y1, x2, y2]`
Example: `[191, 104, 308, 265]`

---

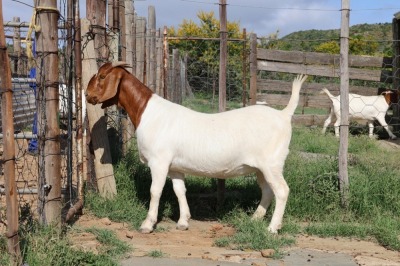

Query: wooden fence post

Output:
[12, 17, 22, 76]
[136, 16, 146, 84]
[119, 0, 126, 61]
[163, 26, 169, 99]
[339, 0, 350, 207]
[148, 6, 156, 91]
[249, 33, 257, 105]
[122, 0, 135, 153]
[0, 2, 21, 261]
[242, 28, 247, 107]
[156, 29, 164, 96]
[217, 0, 227, 207]
[81, 18, 117, 199]
[35, 0, 62, 226]
[125, 0, 135, 70]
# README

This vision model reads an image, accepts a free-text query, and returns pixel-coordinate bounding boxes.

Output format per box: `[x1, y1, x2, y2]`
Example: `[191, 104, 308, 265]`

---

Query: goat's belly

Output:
[169, 161, 256, 178]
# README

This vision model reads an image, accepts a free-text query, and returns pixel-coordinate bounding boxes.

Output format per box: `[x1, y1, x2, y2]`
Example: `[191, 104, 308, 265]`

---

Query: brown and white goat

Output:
[321, 88, 397, 139]
[86, 62, 308, 234]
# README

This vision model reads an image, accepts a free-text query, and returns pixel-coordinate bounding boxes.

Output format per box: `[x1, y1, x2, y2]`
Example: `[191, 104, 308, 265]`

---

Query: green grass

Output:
[182, 93, 244, 113]
[146, 250, 166, 258]
[17, 224, 124, 266]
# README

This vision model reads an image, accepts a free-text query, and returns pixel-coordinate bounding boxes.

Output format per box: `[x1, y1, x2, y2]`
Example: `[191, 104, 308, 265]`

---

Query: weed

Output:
[147, 250, 165, 258]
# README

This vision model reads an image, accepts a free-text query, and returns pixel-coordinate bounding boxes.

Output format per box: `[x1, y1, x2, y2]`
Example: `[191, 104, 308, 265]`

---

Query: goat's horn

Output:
[112, 61, 131, 68]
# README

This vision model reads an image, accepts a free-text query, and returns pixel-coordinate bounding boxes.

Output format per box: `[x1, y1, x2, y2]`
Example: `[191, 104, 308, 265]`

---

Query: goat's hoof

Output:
[267, 225, 280, 234]
[139, 221, 154, 234]
[176, 220, 189, 231]
[176, 224, 189, 231]
[139, 227, 153, 234]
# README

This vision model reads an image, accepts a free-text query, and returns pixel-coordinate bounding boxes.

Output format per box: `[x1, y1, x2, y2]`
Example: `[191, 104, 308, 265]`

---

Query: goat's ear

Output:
[98, 68, 124, 102]
[380, 90, 393, 95]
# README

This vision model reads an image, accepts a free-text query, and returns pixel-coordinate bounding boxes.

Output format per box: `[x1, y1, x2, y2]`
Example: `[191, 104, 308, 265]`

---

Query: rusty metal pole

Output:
[0, 0, 21, 261]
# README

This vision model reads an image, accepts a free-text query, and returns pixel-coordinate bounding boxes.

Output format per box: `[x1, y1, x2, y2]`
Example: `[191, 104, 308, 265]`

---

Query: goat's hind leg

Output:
[170, 171, 191, 230]
[252, 171, 274, 220]
[259, 166, 289, 234]
[140, 162, 169, 233]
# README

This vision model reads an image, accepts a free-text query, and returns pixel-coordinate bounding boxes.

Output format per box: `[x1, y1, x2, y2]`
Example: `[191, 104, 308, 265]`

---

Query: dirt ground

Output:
[69, 213, 400, 266]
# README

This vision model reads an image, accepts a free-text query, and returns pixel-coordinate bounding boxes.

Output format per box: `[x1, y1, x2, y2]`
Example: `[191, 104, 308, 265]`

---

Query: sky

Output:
[3, 0, 400, 38]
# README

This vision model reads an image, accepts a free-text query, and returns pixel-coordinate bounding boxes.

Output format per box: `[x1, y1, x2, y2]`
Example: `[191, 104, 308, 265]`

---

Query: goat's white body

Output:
[137, 95, 291, 178]
[321, 88, 396, 139]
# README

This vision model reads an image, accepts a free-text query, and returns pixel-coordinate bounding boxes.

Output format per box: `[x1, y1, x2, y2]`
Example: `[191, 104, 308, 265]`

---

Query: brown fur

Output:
[86, 62, 153, 129]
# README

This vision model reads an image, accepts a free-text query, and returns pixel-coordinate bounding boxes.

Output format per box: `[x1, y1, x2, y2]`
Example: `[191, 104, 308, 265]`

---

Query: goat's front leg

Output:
[170, 171, 191, 230]
[376, 116, 397, 140]
[140, 163, 168, 233]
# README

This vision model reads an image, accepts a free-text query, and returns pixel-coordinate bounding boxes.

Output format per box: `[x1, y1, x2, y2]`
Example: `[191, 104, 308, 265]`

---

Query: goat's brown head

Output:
[86, 61, 131, 108]
[379, 89, 397, 105]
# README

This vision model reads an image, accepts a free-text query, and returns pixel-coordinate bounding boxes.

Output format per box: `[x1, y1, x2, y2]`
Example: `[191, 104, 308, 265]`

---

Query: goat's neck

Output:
[383, 93, 391, 105]
[117, 76, 153, 129]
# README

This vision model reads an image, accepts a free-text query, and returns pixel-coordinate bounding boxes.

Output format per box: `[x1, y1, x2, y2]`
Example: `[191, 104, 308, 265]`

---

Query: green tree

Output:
[314, 41, 340, 54]
[168, 11, 245, 99]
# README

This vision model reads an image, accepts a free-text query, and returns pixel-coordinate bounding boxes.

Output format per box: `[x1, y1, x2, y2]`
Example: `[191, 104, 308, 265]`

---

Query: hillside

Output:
[278, 23, 392, 55]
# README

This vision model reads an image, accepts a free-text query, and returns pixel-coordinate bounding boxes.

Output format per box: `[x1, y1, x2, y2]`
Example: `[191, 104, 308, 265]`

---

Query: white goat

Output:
[59, 84, 87, 119]
[321, 88, 397, 139]
[85, 62, 308, 234]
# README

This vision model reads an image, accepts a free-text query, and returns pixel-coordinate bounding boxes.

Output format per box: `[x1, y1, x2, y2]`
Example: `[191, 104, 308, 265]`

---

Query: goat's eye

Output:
[100, 74, 105, 79]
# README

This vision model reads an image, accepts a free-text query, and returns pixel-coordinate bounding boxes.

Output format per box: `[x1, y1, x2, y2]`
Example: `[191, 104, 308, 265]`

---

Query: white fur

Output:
[59, 84, 87, 121]
[321, 88, 397, 139]
[136, 75, 308, 234]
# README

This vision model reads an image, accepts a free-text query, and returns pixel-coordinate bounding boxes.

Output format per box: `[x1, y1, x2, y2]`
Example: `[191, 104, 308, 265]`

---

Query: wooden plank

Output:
[292, 114, 328, 126]
[257, 61, 389, 81]
[257, 79, 379, 95]
[257, 48, 391, 68]
[257, 94, 332, 109]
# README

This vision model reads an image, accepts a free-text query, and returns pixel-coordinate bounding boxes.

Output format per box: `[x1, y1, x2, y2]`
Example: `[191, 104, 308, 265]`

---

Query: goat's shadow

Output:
[128, 153, 261, 223]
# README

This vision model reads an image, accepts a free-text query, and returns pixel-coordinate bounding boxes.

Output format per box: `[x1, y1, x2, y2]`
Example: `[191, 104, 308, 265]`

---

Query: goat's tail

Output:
[283, 74, 308, 115]
[320, 88, 334, 98]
